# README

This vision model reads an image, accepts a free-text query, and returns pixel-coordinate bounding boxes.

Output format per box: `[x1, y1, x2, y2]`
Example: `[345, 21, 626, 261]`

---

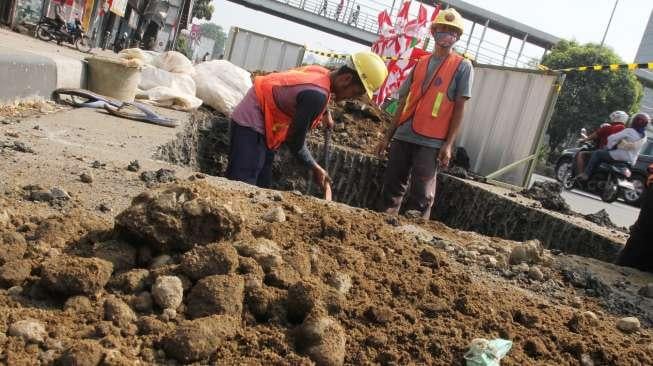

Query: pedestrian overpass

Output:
[227, 0, 560, 68]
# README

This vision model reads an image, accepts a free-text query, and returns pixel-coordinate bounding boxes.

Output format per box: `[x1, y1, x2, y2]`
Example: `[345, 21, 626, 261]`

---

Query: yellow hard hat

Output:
[432, 8, 464, 35]
[349, 51, 388, 100]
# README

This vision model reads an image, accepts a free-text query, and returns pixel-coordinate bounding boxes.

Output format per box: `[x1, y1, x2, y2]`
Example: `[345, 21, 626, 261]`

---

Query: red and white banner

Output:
[371, 1, 440, 104]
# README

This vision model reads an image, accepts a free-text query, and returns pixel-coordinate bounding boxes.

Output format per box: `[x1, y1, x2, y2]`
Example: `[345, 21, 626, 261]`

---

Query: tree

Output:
[192, 0, 214, 21]
[542, 40, 642, 157]
[199, 23, 226, 58]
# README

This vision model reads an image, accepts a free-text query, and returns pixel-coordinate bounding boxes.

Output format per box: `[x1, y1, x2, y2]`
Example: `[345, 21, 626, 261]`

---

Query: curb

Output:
[0, 48, 86, 103]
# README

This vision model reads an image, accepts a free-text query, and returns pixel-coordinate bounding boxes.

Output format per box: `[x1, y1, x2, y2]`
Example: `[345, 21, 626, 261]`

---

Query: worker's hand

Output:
[438, 143, 453, 168]
[375, 137, 391, 158]
[323, 111, 335, 130]
[312, 164, 331, 190]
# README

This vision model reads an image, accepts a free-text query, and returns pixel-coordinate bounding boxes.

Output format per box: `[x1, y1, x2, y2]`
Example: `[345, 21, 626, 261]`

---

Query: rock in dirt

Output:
[521, 181, 570, 213]
[262, 206, 286, 223]
[127, 160, 140, 172]
[568, 311, 599, 334]
[80, 172, 94, 183]
[326, 272, 352, 295]
[163, 315, 239, 363]
[639, 283, 653, 298]
[109, 269, 150, 293]
[617, 317, 641, 333]
[0, 259, 32, 287]
[64, 296, 94, 314]
[151, 275, 183, 310]
[50, 187, 71, 201]
[57, 340, 105, 366]
[0, 232, 27, 265]
[93, 240, 137, 272]
[234, 238, 283, 272]
[1, 140, 35, 153]
[104, 295, 137, 327]
[7, 285, 23, 296]
[140, 168, 176, 184]
[528, 266, 544, 281]
[8, 319, 47, 343]
[161, 308, 177, 322]
[180, 242, 239, 280]
[186, 274, 244, 319]
[509, 240, 543, 265]
[115, 184, 242, 252]
[265, 264, 302, 289]
[295, 315, 346, 366]
[40, 256, 113, 296]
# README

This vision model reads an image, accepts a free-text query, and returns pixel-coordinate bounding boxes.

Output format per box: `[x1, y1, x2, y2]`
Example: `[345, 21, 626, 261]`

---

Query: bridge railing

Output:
[276, 0, 542, 68]
[282, 0, 382, 34]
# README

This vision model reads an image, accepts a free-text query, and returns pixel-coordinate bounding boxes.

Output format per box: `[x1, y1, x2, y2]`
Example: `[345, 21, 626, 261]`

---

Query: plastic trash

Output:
[193, 60, 252, 116]
[463, 338, 513, 366]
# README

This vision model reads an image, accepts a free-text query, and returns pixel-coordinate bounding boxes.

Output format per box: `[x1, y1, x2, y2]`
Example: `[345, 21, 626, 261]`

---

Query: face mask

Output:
[435, 31, 458, 48]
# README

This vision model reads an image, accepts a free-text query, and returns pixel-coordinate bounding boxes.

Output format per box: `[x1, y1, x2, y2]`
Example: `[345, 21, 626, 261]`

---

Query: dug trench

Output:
[2, 104, 653, 365]
[158, 109, 628, 263]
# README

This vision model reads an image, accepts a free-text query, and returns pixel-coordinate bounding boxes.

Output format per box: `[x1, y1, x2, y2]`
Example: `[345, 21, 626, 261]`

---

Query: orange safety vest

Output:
[398, 53, 463, 140]
[254, 66, 331, 150]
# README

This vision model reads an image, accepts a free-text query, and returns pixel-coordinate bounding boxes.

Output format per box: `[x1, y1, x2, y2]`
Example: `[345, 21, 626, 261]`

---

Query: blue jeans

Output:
[226, 121, 275, 188]
[584, 149, 618, 177]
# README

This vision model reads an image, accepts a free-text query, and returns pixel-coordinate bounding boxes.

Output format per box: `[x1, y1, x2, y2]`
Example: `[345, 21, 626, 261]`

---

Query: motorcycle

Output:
[561, 155, 635, 203]
[35, 17, 92, 53]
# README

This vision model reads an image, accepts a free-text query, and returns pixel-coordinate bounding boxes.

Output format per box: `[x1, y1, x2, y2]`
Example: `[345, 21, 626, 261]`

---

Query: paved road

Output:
[531, 174, 640, 228]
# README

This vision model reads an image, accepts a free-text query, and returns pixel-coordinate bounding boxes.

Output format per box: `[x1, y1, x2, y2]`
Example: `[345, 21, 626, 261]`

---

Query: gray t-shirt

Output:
[393, 55, 474, 148]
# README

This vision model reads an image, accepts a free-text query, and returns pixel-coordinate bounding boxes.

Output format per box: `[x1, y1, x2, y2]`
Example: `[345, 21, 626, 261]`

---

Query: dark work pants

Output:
[226, 121, 276, 188]
[379, 140, 439, 219]
[616, 184, 653, 272]
[585, 149, 619, 177]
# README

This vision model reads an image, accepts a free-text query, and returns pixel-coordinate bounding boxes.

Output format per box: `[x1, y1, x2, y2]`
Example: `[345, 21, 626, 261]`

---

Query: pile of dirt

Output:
[1, 179, 652, 365]
[521, 181, 571, 213]
[310, 100, 392, 155]
[583, 209, 626, 232]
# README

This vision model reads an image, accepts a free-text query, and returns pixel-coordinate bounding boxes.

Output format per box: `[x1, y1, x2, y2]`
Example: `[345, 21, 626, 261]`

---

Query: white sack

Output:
[193, 60, 252, 116]
[136, 65, 202, 110]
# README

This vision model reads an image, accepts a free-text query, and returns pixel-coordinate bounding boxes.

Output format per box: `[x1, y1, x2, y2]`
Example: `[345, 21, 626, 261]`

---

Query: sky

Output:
[208, 0, 653, 64]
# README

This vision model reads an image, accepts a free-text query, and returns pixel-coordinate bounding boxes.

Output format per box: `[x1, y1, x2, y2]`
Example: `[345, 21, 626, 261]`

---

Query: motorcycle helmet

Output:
[609, 110, 629, 123]
[631, 113, 650, 130]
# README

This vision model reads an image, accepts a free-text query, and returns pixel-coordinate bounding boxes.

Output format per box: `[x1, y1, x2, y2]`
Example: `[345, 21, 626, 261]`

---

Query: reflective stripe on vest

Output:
[254, 66, 331, 150]
[398, 53, 463, 140]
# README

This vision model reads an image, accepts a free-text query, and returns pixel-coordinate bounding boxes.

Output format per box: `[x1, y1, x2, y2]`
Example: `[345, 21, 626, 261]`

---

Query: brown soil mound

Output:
[0, 180, 651, 365]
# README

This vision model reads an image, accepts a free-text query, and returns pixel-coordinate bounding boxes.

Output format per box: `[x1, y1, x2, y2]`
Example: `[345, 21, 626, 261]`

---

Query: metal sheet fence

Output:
[457, 65, 563, 186]
[225, 27, 306, 72]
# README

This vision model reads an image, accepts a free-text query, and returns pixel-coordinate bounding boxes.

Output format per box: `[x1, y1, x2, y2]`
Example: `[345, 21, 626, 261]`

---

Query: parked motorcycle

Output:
[35, 17, 92, 53]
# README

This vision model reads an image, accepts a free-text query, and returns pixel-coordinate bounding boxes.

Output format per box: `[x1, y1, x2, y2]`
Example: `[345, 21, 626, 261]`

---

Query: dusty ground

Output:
[1, 105, 653, 365]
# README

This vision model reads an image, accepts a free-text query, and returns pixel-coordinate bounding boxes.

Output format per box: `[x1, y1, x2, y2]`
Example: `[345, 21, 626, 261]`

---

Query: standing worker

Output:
[376, 8, 474, 218]
[617, 161, 653, 272]
[226, 52, 388, 199]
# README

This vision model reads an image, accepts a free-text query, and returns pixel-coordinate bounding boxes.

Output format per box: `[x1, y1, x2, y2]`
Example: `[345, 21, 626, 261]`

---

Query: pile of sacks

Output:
[118, 49, 252, 115]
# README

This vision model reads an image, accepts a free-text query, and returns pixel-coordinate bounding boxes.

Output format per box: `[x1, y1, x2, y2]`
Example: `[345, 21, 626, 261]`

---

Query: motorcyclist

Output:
[573, 110, 628, 176]
[577, 113, 650, 181]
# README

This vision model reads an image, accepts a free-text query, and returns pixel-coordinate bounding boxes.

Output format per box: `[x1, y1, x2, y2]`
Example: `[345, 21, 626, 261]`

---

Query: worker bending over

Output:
[227, 52, 388, 199]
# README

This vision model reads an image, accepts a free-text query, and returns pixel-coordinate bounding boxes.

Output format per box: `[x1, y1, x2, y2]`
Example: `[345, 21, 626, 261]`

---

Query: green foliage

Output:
[199, 23, 226, 58]
[175, 36, 193, 59]
[192, 0, 214, 21]
[542, 40, 642, 155]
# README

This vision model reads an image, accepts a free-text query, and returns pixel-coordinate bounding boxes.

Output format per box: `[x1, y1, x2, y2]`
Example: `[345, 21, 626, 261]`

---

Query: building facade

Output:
[635, 9, 653, 119]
